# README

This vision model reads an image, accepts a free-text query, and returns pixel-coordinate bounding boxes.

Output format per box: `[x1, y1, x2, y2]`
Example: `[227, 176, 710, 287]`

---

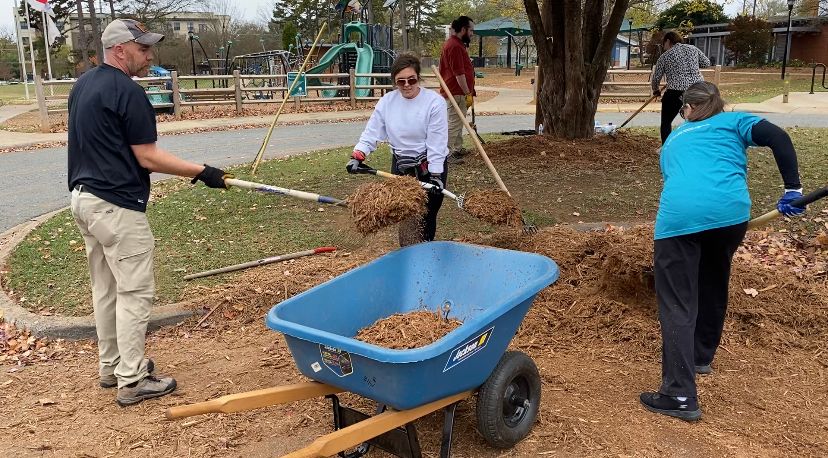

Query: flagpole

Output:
[14, 6, 30, 99]
[24, 0, 38, 88]
[42, 10, 53, 81]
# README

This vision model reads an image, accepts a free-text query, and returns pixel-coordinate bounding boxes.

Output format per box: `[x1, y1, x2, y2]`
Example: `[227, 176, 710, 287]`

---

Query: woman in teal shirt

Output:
[640, 82, 806, 421]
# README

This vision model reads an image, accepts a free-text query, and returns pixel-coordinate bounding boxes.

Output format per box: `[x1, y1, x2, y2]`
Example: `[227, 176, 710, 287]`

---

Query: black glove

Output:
[653, 89, 661, 97]
[191, 164, 231, 189]
[426, 174, 444, 195]
[346, 150, 365, 174]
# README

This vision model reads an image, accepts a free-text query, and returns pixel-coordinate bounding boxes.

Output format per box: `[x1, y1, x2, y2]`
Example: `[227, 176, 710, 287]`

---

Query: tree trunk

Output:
[108, 0, 116, 20]
[399, 0, 408, 50]
[87, 0, 104, 64]
[75, 0, 89, 73]
[524, 0, 630, 139]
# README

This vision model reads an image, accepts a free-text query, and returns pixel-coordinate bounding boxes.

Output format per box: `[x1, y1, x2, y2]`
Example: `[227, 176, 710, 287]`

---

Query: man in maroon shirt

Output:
[439, 16, 475, 164]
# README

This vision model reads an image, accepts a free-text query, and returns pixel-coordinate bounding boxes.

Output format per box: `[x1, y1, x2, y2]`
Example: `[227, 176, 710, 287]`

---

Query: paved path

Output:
[3, 113, 828, 233]
[0, 103, 36, 124]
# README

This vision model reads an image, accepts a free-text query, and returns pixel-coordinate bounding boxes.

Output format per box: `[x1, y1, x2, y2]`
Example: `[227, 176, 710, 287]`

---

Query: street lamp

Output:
[781, 0, 795, 80]
[188, 27, 198, 89]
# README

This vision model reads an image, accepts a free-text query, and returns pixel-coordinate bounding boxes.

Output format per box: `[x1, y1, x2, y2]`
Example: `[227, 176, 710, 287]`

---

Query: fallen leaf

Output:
[743, 288, 759, 297]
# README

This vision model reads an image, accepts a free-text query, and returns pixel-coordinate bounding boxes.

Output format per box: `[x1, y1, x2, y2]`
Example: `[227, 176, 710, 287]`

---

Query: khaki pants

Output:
[447, 95, 467, 154]
[70, 189, 154, 388]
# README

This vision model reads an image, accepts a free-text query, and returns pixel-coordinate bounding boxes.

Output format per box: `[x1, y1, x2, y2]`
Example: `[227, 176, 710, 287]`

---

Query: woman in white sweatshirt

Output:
[346, 53, 450, 244]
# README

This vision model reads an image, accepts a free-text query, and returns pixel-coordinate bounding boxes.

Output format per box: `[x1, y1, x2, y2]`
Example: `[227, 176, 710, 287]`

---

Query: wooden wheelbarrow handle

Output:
[165, 382, 342, 420]
[748, 186, 828, 229]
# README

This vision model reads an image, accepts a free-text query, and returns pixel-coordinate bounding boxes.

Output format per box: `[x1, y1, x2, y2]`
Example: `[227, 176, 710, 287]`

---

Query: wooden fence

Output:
[33, 70, 443, 132]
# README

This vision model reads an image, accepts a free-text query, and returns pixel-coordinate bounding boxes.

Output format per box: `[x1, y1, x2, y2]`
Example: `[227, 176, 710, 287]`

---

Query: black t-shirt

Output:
[67, 64, 157, 212]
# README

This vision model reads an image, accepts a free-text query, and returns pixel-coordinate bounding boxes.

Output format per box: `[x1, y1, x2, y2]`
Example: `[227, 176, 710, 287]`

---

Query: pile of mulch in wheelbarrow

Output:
[348, 176, 427, 234]
[462, 190, 523, 227]
[356, 310, 463, 350]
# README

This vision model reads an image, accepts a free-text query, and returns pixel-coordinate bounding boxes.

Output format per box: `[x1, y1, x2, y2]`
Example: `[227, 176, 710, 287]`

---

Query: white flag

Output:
[46, 14, 60, 46]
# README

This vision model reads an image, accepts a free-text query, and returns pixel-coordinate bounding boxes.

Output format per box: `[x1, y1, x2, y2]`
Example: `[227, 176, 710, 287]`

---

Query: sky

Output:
[1, 0, 747, 41]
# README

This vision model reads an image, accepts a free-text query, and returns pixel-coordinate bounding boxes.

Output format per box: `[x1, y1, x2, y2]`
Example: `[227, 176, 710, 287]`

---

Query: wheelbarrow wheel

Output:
[475, 351, 541, 448]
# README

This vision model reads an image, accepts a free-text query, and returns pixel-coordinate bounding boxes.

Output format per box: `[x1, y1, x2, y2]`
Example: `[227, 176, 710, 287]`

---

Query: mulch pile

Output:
[470, 225, 828, 355]
[355, 310, 463, 350]
[463, 190, 523, 227]
[483, 132, 661, 166]
[348, 177, 426, 234]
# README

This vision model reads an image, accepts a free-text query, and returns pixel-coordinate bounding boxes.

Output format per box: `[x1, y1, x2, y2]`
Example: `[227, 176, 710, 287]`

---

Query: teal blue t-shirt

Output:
[655, 111, 764, 240]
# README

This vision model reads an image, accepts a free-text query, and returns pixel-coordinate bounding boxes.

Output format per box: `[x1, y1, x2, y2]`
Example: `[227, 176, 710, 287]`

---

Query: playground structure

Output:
[232, 1, 396, 100]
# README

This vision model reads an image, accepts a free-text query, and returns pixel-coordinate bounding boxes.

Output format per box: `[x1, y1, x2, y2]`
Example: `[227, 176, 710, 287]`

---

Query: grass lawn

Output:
[0, 84, 33, 105]
[719, 72, 818, 103]
[4, 128, 827, 316]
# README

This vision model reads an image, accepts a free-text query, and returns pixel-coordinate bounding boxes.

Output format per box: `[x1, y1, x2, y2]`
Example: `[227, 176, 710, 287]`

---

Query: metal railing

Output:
[810, 63, 826, 94]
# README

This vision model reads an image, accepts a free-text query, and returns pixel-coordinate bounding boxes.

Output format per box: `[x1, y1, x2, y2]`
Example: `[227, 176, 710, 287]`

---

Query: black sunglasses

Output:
[395, 76, 418, 87]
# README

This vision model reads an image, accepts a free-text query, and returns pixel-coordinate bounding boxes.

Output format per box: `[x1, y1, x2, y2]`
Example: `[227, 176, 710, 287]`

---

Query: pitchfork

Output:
[351, 164, 466, 209]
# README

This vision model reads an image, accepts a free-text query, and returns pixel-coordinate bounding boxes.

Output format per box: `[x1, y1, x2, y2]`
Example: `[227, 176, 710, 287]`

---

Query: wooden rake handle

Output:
[748, 186, 828, 229]
[618, 85, 665, 129]
[430, 65, 511, 196]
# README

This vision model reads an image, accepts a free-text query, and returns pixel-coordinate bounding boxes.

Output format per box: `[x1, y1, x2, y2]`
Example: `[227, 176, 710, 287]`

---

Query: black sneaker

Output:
[639, 392, 702, 421]
[99, 358, 155, 388]
[116, 375, 177, 407]
[446, 153, 465, 165]
[695, 364, 713, 375]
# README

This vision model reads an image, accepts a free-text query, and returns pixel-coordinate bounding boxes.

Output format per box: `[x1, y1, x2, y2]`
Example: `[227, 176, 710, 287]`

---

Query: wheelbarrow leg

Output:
[284, 390, 472, 458]
[439, 401, 461, 458]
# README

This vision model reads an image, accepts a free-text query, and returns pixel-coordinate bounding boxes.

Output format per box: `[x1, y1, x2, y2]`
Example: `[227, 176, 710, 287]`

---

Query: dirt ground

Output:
[2, 133, 826, 457]
[2, 221, 826, 457]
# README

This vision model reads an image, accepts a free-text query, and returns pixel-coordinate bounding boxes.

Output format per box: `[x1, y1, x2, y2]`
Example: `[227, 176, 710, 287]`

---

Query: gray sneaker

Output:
[116, 374, 177, 407]
[100, 358, 155, 388]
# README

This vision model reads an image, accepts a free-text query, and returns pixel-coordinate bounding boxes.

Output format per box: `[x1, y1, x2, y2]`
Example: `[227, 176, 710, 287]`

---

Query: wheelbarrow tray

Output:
[266, 241, 559, 410]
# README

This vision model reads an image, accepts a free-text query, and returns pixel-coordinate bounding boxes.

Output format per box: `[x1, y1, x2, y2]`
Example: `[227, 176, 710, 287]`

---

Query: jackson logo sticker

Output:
[443, 327, 494, 372]
[319, 345, 353, 377]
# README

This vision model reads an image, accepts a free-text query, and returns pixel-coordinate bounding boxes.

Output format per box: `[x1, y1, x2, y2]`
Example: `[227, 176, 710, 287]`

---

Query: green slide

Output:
[306, 42, 374, 98]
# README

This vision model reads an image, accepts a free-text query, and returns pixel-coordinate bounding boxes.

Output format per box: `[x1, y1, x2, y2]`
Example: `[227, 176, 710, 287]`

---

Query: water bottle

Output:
[537, 123, 544, 134]
[603, 122, 615, 135]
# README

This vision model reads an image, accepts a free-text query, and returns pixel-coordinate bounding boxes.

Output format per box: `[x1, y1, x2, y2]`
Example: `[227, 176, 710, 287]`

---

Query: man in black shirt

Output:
[68, 19, 229, 406]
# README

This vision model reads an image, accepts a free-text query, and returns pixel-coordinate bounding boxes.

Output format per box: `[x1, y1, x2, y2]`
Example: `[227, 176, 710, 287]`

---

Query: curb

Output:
[0, 210, 194, 340]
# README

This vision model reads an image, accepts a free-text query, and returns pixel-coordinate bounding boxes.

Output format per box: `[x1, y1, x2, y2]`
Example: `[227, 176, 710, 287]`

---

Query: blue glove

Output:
[777, 190, 806, 217]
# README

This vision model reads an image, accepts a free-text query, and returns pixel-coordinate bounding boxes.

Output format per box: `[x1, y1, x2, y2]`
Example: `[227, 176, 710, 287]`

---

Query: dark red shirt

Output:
[439, 35, 475, 97]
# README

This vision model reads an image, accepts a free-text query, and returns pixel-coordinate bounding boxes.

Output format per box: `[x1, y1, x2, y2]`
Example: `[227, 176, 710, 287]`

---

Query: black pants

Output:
[660, 89, 684, 144]
[391, 155, 447, 244]
[654, 222, 748, 398]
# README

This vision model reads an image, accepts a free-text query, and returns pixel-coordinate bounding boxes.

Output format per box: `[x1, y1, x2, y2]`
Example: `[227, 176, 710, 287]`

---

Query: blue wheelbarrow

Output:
[166, 242, 559, 457]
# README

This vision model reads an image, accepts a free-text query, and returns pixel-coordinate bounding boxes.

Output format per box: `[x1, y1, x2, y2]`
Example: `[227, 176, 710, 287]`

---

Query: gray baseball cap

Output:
[101, 19, 165, 48]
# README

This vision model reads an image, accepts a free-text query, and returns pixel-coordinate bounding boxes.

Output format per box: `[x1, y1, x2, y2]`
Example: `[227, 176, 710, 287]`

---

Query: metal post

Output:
[188, 29, 198, 89]
[781, 0, 794, 80]
[626, 22, 632, 70]
[506, 35, 512, 68]
[14, 6, 30, 99]
[714, 64, 722, 86]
